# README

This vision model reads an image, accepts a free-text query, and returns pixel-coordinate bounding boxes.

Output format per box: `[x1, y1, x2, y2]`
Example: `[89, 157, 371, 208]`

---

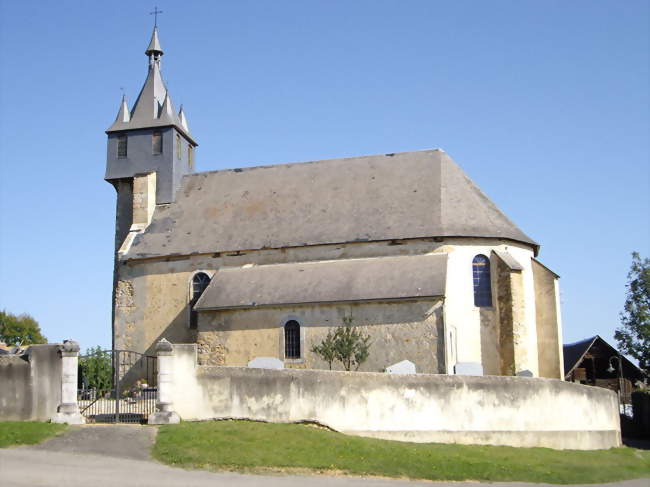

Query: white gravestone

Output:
[386, 360, 417, 374]
[248, 357, 284, 369]
[454, 362, 484, 376]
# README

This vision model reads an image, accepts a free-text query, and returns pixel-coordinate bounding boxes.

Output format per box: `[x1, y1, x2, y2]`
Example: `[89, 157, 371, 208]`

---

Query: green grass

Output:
[153, 420, 650, 484]
[0, 421, 67, 448]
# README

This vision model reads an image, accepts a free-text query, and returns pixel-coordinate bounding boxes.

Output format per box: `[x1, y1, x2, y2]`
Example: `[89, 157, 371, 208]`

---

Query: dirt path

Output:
[32, 423, 157, 460]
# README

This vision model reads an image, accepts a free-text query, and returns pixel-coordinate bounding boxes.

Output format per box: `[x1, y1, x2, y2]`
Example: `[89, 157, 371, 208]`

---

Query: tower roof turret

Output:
[145, 26, 163, 57]
[106, 26, 196, 146]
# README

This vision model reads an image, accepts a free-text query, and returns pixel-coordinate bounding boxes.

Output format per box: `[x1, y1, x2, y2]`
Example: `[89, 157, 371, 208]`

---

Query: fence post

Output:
[148, 338, 180, 424]
[52, 340, 85, 424]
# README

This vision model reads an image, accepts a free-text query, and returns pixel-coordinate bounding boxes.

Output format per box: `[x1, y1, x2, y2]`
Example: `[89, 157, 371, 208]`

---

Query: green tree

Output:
[312, 316, 371, 371]
[311, 330, 336, 370]
[615, 252, 650, 373]
[0, 310, 47, 346]
[79, 346, 113, 390]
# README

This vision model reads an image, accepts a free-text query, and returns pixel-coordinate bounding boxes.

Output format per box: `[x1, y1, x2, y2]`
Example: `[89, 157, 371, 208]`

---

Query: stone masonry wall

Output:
[197, 300, 445, 373]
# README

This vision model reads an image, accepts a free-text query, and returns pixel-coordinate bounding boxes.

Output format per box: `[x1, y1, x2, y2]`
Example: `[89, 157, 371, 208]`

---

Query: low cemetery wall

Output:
[0, 345, 62, 421]
[165, 344, 621, 450]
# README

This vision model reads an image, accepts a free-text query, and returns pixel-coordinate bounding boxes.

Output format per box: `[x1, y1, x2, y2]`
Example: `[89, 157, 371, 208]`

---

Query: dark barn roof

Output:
[126, 149, 537, 259]
[563, 335, 645, 381]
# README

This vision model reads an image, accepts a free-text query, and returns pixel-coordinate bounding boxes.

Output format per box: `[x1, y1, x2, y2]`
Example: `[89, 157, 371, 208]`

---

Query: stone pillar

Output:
[148, 338, 180, 424]
[51, 340, 85, 424]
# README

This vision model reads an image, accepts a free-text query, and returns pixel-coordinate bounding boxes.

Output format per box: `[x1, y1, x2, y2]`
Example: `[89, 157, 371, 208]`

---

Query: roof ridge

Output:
[182, 148, 444, 180]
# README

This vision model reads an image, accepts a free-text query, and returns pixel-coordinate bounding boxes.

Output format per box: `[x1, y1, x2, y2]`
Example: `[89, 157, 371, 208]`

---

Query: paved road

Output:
[0, 425, 647, 487]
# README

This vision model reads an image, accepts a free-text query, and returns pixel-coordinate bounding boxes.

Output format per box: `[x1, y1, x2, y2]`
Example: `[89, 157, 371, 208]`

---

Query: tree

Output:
[311, 329, 336, 370]
[79, 346, 113, 390]
[0, 310, 47, 346]
[312, 316, 371, 371]
[615, 252, 650, 373]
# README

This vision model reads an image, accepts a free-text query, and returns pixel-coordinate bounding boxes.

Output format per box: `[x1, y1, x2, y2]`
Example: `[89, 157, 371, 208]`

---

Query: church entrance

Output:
[77, 349, 157, 424]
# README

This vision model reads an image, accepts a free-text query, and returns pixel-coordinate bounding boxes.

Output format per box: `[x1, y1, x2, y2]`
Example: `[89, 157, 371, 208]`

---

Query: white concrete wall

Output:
[442, 241, 538, 375]
[167, 344, 621, 450]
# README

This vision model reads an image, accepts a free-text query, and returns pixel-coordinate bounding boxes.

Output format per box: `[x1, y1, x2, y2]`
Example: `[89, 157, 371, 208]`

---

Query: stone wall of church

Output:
[195, 300, 445, 373]
[112, 236, 549, 376]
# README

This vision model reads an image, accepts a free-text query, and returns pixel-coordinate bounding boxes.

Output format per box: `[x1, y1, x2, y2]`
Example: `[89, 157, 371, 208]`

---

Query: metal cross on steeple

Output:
[150, 6, 163, 27]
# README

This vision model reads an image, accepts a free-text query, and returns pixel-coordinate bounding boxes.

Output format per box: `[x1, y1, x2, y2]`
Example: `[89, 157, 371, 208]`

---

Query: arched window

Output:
[284, 320, 300, 359]
[189, 272, 211, 329]
[472, 254, 492, 307]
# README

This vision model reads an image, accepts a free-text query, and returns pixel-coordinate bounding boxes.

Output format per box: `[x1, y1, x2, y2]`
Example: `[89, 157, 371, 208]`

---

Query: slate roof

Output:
[195, 254, 447, 310]
[126, 149, 537, 259]
[106, 27, 195, 144]
[563, 336, 598, 377]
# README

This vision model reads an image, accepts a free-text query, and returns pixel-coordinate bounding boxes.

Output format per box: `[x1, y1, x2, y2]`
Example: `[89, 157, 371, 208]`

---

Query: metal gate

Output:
[77, 349, 157, 424]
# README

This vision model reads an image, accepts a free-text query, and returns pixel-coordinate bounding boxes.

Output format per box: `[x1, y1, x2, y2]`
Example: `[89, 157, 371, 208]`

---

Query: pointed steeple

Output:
[105, 26, 196, 145]
[145, 26, 163, 57]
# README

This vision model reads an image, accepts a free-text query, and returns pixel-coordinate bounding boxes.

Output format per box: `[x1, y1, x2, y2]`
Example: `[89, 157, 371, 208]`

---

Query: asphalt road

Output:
[0, 425, 647, 487]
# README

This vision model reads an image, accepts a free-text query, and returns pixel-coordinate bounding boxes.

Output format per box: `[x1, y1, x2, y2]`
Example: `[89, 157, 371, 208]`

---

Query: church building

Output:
[106, 27, 564, 378]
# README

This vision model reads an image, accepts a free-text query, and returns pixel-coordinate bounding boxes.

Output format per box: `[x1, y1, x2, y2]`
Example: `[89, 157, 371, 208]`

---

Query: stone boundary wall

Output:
[165, 344, 621, 450]
[0, 345, 62, 421]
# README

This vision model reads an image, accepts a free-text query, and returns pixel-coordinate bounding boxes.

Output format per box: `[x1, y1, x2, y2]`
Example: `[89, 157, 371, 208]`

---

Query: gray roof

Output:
[126, 149, 537, 260]
[493, 250, 524, 271]
[106, 28, 195, 144]
[195, 254, 447, 310]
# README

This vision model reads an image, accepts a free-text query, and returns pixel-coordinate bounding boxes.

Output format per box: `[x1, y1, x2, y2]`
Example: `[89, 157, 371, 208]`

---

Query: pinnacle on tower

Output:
[179, 105, 190, 132]
[113, 94, 130, 123]
[145, 26, 164, 60]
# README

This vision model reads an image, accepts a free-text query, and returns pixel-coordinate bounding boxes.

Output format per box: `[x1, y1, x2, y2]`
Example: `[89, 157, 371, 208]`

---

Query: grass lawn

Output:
[153, 420, 650, 484]
[0, 421, 67, 448]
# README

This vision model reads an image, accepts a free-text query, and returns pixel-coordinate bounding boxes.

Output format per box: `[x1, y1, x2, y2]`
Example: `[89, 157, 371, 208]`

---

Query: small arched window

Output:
[284, 320, 300, 359]
[176, 133, 181, 159]
[472, 254, 492, 307]
[189, 272, 211, 329]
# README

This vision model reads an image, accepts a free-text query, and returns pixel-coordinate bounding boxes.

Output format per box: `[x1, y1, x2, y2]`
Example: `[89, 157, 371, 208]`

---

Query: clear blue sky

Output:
[0, 1, 648, 357]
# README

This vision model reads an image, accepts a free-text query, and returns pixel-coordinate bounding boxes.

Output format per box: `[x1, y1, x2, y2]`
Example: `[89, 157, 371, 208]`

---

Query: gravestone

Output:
[386, 360, 417, 374]
[248, 357, 284, 369]
[454, 362, 484, 376]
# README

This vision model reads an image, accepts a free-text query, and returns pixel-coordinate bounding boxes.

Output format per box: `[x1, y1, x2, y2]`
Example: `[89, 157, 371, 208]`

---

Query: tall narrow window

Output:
[284, 320, 300, 359]
[117, 135, 128, 158]
[152, 131, 162, 155]
[472, 254, 492, 307]
[188, 145, 194, 169]
[189, 272, 211, 329]
[176, 133, 181, 159]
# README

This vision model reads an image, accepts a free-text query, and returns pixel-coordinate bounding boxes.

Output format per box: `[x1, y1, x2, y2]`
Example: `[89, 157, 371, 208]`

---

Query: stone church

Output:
[106, 27, 564, 378]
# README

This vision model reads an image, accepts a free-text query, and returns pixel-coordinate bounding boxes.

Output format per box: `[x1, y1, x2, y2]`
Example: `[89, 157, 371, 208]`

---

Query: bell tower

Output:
[105, 26, 198, 253]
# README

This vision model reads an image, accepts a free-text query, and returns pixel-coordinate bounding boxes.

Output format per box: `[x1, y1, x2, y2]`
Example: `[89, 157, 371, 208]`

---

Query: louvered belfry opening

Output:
[284, 320, 300, 359]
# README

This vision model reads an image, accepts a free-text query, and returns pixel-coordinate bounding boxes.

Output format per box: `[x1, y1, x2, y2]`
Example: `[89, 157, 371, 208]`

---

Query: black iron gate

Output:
[78, 349, 157, 424]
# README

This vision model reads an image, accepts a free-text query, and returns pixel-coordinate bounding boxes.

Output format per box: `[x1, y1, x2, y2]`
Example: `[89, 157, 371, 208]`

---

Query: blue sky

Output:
[0, 1, 648, 357]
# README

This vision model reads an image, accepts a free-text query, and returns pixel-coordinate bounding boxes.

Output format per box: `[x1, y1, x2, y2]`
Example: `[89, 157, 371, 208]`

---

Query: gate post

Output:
[52, 340, 85, 424]
[148, 338, 180, 424]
